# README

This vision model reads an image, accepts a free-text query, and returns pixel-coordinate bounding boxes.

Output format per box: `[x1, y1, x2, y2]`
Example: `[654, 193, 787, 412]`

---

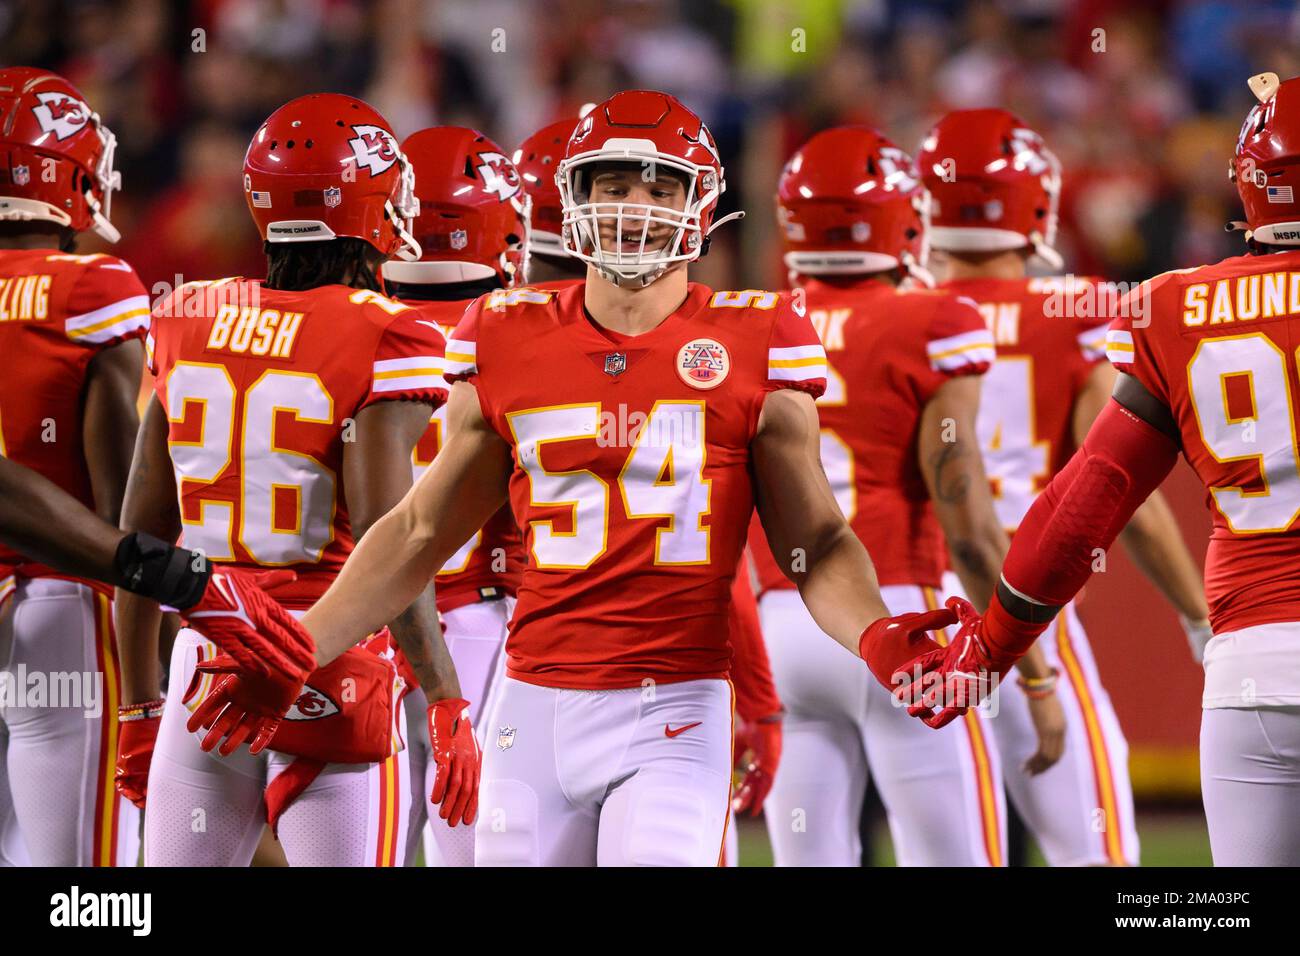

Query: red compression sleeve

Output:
[1003, 398, 1179, 607]
[729, 555, 782, 721]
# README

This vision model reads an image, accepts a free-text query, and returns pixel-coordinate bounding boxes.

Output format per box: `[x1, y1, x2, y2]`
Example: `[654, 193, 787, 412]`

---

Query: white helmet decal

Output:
[475, 151, 521, 201]
[32, 91, 90, 141]
[349, 125, 399, 177]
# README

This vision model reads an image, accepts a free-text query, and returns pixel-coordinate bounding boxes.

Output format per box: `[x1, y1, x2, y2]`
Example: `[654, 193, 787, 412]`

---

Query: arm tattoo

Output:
[928, 439, 972, 504]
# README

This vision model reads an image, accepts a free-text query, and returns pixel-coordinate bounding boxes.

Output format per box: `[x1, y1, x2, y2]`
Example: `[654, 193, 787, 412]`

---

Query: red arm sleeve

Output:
[1002, 397, 1179, 608]
[728, 553, 782, 722]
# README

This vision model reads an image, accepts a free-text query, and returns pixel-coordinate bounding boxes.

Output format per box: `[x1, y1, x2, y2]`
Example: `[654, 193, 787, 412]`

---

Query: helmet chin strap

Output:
[1030, 235, 1064, 270]
[901, 251, 935, 288]
[387, 200, 423, 262]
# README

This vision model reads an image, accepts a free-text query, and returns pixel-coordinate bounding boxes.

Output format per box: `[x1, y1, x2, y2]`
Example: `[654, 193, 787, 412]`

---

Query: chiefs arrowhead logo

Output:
[348, 124, 399, 177]
[32, 92, 90, 141]
[283, 685, 340, 721]
[474, 150, 520, 201]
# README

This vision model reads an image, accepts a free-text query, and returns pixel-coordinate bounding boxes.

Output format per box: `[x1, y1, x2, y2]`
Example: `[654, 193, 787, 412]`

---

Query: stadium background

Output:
[8, 0, 1299, 864]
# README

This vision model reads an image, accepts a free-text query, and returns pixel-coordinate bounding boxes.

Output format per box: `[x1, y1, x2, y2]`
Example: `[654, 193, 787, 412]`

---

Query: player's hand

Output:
[859, 602, 963, 700]
[1023, 689, 1066, 775]
[115, 702, 163, 809]
[428, 698, 480, 828]
[872, 597, 1006, 730]
[184, 568, 316, 684]
[1182, 617, 1213, 663]
[185, 654, 302, 756]
[732, 716, 782, 817]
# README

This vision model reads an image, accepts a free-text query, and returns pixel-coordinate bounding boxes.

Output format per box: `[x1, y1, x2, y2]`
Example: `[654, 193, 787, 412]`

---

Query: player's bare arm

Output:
[919, 373, 1064, 768]
[301, 380, 512, 665]
[1073, 363, 1210, 640]
[0, 454, 125, 584]
[342, 398, 460, 700]
[82, 338, 144, 526]
[918, 375, 1008, 611]
[114, 395, 181, 704]
[751, 386, 890, 651]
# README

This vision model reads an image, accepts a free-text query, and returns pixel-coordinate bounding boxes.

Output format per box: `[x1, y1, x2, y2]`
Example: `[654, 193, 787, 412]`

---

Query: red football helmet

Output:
[918, 109, 1062, 269]
[0, 67, 121, 242]
[777, 126, 932, 286]
[382, 126, 529, 287]
[1232, 72, 1300, 247]
[514, 115, 584, 259]
[243, 94, 419, 260]
[557, 90, 740, 287]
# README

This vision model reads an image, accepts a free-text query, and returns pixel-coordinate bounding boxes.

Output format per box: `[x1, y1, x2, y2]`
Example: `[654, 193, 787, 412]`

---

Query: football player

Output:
[187, 90, 955, 867]
[748, 126, 1057, 866]
[919, 109, 1210, 865]
[514, 118, 587, 287]
[381, 125, 528, 867]
[0, 67, 149, 866]
[113, 94, 472, 866]
[866, 72, 1300, 867]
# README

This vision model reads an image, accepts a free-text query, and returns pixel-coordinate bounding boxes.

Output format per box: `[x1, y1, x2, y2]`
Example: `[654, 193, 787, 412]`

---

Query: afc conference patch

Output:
[676, 338, 730, 389]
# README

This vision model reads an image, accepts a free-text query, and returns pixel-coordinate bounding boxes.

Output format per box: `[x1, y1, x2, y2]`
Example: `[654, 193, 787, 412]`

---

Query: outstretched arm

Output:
[1073, 363, 1209, 629]
[301, 381, 512, 666]
[751, 388, 889, 652]
[870, 372, 1182, 727]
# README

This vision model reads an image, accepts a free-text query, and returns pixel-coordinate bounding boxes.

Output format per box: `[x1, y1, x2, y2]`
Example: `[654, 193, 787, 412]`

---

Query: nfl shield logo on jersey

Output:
[450, 228, 468, 250]
[676, 338, 730, 389]
[11, 165, 29, 186]
[497, 726, 516, 751]
[323, 186, 342, 208]
[604, 351, 627, 377]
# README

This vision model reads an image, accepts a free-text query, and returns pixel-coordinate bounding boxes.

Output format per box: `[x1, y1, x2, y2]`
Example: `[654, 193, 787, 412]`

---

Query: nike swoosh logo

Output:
[664, 722, 702, 738]
[415, 320, 444, 332]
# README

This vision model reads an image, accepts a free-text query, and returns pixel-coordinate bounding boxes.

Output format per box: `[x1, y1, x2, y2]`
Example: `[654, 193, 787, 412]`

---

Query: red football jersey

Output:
[941, 276, 1112, 531]
[748, 277, 994, 594]
[400, 296, 524, 613]
[149, 280, 447, 609]
[1107, 250, 1300, 633]
[444, 282, 827, 689]
[0, 250, 149, 586]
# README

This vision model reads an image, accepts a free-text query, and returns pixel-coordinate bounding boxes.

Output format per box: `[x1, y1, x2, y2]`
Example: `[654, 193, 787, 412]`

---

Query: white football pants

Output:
[991, 601, 1139, 866]
[0, 577, 139, 866]
[1201, 705, 1300, 865]
[475, 676, 733, 866]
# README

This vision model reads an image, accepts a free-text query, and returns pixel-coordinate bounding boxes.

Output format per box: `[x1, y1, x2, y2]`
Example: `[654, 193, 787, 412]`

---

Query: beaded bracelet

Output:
[1016, 668, 1060, 700]
[118, 699, 165, 722]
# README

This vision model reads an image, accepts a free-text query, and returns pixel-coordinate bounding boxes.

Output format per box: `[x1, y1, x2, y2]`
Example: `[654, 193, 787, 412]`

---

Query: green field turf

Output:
[735, 807, 1212, 866]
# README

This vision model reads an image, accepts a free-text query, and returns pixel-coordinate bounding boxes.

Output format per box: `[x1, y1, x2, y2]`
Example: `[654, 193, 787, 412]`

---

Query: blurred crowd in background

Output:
[4, 0, 1298, 293]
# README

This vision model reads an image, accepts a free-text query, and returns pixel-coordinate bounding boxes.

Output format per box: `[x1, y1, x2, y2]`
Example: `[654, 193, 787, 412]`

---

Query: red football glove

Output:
[185, 654, 303, 756]
[858, 603, 961, 691]
[115, 704, 163, 809]
[427, 698, 480, 828]
[732, 717, 782, 817]
[866, 597, 1012, 730]
[184, 568, 316, 685]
